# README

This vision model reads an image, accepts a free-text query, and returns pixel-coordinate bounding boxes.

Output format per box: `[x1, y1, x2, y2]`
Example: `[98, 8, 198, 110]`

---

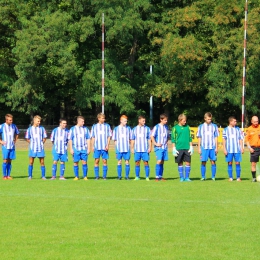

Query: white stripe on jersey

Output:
[91, 123, 112, 150]
[223, 126, 243, 153]
[132, 125, 150, 152]
[112, 125, 133, 153]
[25, 126, 47, 153]
[68, 126, 90, 151]
[51, 127, 69, 154]
[197, 123, 219, 149]
[0, 123, 19, 149]
[151, 124, 168, 149]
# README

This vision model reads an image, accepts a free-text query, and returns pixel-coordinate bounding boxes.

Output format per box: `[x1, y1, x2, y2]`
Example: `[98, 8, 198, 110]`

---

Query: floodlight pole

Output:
[150, 65, 153, 126]
[102, 13, 105, 114]
[242, 0, 248, 132]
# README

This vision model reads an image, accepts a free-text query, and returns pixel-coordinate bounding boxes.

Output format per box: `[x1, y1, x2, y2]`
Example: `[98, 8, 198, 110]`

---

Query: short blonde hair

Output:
[178, 114, 187, 122]
[5, 114, 13, 119]
[97, 113, 105, 119]
[204, 112, 212, 119]
[34, 115, 41, 120]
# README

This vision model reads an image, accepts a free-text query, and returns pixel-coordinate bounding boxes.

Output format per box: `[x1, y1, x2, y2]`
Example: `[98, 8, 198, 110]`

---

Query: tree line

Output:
[0, 0, 260, 127]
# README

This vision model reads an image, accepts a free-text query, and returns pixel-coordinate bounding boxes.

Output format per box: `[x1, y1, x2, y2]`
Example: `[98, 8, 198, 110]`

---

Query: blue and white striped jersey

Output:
[90, 123, 112, 150]
[223, 126, 243, 153]
[0, 123, 19, 149]
[25, 126, 47, 153]
[151, 124, 169, 149]
[50, 127, 69, 154]
[132, 125, 151, 152]
[68, 126, 90, 151]
[112, 125, 133, 153]
[197, 123, 219, 149]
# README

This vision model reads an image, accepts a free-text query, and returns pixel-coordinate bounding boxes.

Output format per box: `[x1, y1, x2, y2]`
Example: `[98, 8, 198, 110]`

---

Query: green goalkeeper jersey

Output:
[171, 124, 192, 150]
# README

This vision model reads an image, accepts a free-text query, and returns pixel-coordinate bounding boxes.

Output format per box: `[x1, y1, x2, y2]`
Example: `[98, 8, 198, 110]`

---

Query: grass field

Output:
[0, 148, 259, 260]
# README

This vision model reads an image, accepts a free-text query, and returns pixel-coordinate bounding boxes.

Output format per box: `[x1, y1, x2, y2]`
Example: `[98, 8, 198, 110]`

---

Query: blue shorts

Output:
[2, 146, 16, 160]
[155, 148, 168, 161]
[93, 149, 109, 160]
[116, 151, 131, 161]
[200, 147, 217, 162]
[73, 149, 88, 163]
[225, 153, 242, 163]
[29, 149, 45, 158]
[52, 151, 68, 162]
[134, 152, 150, 162]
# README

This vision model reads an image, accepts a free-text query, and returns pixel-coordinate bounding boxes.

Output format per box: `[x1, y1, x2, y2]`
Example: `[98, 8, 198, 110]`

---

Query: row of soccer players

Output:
[0, 112, 256, 181]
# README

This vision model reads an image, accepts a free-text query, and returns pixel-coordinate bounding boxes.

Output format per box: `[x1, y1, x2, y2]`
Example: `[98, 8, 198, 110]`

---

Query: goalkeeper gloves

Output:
[172, 147, 179, 157]
[188, 146, 194, 155]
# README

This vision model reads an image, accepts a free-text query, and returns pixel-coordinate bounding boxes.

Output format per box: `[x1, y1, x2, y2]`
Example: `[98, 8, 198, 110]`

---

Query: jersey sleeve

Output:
[42, 127, 47, 139]
[132, 127, 136, 140]
[14, 125, 20, 135]
[171, 126, 176, 143]
[50, 129, 55, 142]
[128, 127, 134, 140]
[107, 124, 112, 137]
[90, 125, 95, 138]
[151, 126, 157, 138]
[25, 128, 31, 139]
[112, 127, 117, 141]
[222, 128, 227, 140]
[68, 128, 74, 140]
[214, 125, 219, 137]
[188, 126, 192, 142]
[146, 127, 151, 139]
[196, 125, 201, 138]
[85, 128, 90, 139]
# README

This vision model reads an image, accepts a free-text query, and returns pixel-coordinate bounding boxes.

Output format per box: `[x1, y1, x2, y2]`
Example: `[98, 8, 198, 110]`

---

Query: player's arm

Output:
[43, 138, 46, 144]
[240, 139, 244, 154]
[87, 138, 91, 155]
[68, 139, 74, 155]
[147, 138, 152, 153]
[222, 137, 227, 155]
[105, 136, 110, 151]
[91, 137, 95, 152]
[151, 135, 161, 147]
[197, 137, 201, 154]
[131, 139, 134, 154]
[215, 136, 218, 154]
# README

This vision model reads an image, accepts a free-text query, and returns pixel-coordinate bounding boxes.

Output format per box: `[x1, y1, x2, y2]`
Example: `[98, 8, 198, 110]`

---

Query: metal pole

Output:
[102, 13, 105, 114]
[242, 0, 248, 131]
[150, 65, 153, 126]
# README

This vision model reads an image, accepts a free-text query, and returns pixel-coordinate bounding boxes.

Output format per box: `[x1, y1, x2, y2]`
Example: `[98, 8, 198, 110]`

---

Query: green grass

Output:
[0, 150, 259, 260]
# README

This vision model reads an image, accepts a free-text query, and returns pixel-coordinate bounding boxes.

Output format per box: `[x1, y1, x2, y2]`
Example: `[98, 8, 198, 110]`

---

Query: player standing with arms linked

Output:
[68, 116, 91, 180]
[245, 116, 260, 182]
[25, 115, 47, 180]
[151, 113, 169, 181]
[0, 114, 19, 179]
[91, 113, 112, 180]
[171, 114, 193, 182]
[131, 115, 151, 181]
[50, 119, 69, 180]
[197, 112, 219, 181]
[112, 115, 133, 180]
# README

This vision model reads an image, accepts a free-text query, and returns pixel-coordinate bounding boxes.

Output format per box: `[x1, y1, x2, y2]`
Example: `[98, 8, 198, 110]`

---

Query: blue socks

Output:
[74, 165, 79, 178]
[103, 166, 108, 178]
[60, 164, 65, 177]
[28, 165, 33, 177]
[117, 165, 122, 178]
[228, 164, 233, 178]
[145, 165, 150, 178]
[52, 164, 57, 177]
[211, 164, 216, 178]
[201, 165, 206, 178]
[185, 166, 191, 179]
[41, 166, 45, 178]
[94, 166, 99, 178]
[2, 163, 7, 177]
[125, 164, 130, 178]
[135, 166, 140, 177]
[82, 164, 88, 178]
[6, 163, 11, 177]
[178, 166, 184, 179]
[155, 164, 160, 179]
[236, 164, 241, 179]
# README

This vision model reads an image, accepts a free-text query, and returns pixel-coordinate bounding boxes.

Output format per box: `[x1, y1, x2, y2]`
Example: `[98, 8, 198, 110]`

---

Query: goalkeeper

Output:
[171, 114, 193, 182]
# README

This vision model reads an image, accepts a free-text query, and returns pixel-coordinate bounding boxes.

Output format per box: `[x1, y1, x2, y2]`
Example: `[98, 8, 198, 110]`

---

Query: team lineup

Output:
[0, 112, 259, 182]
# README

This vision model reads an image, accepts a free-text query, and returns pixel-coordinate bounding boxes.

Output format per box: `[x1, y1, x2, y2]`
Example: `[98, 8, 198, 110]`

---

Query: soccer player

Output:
[131, 115, 151, 181]
[68, 116, 90, 180]
[222, 116, 244, 182]
[151, 113, 169, 181]
[197, 112, 219, 181]
[25, 115, 47, 180]
[50, 119, 69, 180]
[171, 114, 193, 182]
[0, 114, 19, 179]
[112, 115, 133, 180]
[245, 115, 260, 182]
[91, 113, 112, 180]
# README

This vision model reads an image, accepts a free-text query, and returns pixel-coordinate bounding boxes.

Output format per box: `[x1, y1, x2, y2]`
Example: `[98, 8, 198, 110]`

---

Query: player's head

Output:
[33, 115, 41, 127]
[59, 118, 67, 129]
[120, 115, 128, 126]
[251, 116, 259, 127]
[204, 112, 212, 124]
[138, 115, 146, 126]
[160, 113, 168, 125]
[5, 114, 13, 125]
[77, 116, 85, 127]
[97, 113, 105, 124]
[228, 116, 237, 127]
[178, 114, 187, 126]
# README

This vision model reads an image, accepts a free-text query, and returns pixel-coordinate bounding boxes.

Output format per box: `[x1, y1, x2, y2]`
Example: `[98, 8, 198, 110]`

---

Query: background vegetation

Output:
[1, 0, 260, 127]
